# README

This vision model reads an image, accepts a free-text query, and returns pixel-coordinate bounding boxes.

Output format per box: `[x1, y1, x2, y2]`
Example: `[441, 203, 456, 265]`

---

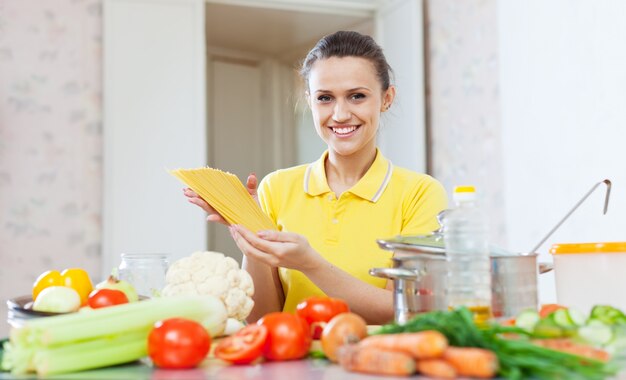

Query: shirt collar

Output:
[303, 149, 394, 203]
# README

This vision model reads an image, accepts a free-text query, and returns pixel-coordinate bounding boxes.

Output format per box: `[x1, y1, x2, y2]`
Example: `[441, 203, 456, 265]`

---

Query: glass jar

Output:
[117, 253, 170, 297]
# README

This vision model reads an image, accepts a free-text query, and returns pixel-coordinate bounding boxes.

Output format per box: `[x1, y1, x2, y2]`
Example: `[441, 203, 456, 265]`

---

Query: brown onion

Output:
[321, 312, 368, 362]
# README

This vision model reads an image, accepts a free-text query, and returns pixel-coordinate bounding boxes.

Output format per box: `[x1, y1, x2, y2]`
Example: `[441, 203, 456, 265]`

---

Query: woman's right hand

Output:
[183, 173, 258, 225]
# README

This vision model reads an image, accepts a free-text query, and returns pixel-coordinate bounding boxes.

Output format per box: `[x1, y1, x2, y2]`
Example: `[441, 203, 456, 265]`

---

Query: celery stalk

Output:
[1, 341, 35, 374]
[34, 329, 149, 376]
[3, 295, 228, 375]
[15, 295, 227, 347]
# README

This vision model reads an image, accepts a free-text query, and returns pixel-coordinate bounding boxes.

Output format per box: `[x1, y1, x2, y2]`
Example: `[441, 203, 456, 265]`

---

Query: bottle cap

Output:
[453, 186, 476, 202]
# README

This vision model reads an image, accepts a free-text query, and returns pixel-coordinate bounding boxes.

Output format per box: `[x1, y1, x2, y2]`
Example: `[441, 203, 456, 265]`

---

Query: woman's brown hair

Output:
[300, 31, 393, 90]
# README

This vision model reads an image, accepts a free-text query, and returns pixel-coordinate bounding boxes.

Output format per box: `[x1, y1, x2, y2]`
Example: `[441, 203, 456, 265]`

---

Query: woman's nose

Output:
[332, 100, 351, 122]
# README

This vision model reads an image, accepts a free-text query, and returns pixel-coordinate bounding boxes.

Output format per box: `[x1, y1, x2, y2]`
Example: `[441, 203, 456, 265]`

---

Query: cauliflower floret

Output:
[162, 251, 255, 321]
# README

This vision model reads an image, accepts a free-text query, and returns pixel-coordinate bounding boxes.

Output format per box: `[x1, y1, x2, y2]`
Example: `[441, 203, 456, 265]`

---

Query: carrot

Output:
[532, 339, 611, 362]
[358, 330, 448, 359]
[337, 345, 416, 377]
[416, 359, 457, 379]
[443, 346, 499, 378]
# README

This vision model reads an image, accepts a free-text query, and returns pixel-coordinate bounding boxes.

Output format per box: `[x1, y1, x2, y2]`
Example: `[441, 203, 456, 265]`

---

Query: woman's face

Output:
[307, 56, 395, 158]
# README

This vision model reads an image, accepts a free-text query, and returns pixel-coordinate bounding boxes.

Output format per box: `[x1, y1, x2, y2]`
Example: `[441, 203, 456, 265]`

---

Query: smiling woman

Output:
[184, 31, 447, 325]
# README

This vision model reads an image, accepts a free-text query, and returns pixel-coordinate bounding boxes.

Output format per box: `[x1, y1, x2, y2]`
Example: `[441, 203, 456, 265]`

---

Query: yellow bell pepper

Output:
[32, 268, 94, 306]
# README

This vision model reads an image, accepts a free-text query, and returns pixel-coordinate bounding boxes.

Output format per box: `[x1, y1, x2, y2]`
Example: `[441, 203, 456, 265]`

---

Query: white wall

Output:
[498, 0, 626, 304]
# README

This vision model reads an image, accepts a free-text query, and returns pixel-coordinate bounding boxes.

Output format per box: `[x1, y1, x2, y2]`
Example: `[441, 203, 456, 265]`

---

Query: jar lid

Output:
[550, 242, 626, 254]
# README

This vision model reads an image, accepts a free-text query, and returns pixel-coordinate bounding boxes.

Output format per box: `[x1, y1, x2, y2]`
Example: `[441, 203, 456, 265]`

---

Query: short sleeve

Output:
[257, 173, 278, 225]
[401, 176, 448, 235]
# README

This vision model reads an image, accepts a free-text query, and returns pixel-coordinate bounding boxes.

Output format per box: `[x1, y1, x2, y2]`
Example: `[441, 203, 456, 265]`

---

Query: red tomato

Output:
[257, 312, 311, 361]
[296, 296, 350, 339]
[148, 318, 211, 369]
[87, 288, 128, 309]
[214, 324, 268, 364]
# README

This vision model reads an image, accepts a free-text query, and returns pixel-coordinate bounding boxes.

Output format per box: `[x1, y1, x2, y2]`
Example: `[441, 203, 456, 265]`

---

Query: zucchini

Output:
[515, 309, 540, 332]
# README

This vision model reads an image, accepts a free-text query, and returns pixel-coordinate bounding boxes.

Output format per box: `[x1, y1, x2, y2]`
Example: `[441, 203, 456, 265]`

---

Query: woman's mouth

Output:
[330, 125, 360, 137]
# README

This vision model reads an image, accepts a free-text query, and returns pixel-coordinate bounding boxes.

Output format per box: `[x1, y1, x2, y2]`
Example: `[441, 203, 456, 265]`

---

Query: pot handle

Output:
[369, 267, 424, 281]
[538, 262, 554, 274]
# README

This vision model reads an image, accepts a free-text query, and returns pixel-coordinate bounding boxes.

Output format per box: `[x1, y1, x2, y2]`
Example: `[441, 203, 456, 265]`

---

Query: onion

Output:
[33, 286, 81, 313]
[321, 312, 368, 362]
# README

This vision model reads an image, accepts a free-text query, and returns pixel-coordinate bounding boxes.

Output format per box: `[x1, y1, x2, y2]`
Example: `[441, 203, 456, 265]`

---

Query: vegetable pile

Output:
[1, 296, 227, 376]
[374, 307, 619, 379]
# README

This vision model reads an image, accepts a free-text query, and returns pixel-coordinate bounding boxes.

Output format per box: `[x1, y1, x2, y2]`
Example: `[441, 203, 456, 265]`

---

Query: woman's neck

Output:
[325, 146, 377, 196]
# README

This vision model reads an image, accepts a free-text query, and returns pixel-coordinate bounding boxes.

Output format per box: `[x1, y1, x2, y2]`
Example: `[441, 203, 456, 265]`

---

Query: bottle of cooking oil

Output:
[443, 186, 492, 323]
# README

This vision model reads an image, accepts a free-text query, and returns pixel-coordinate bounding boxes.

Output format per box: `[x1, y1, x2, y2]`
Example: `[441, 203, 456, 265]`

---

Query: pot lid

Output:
[377, 233, 534, 258]
[377, 234, 445, 256]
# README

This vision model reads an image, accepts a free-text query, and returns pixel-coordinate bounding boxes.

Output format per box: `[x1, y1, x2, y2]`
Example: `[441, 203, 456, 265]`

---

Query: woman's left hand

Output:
[229, 225, 323, 271]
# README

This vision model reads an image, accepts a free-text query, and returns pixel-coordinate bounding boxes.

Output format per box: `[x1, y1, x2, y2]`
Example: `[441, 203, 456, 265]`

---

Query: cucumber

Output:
[567, 308, 586, 326]
[553, 309, 574, 328]
[515, 309, 540, 332]
[578, 320, 614, 346]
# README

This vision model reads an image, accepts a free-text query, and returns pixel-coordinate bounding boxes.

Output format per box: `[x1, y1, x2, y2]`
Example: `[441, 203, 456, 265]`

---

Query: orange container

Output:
[551, 242, 626, 313]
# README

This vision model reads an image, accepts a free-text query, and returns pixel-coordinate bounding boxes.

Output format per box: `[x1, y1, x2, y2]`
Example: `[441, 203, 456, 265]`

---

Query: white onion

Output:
[33, 286, 81, 313]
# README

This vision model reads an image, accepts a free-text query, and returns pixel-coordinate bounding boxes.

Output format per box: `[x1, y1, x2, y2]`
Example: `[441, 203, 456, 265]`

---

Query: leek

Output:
[2, 295, 227, 376]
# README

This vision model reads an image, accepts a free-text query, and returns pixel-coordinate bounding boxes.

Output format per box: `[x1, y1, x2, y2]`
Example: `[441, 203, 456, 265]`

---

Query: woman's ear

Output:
[305, 91, 312, 109]
[381, 85, 396, 112]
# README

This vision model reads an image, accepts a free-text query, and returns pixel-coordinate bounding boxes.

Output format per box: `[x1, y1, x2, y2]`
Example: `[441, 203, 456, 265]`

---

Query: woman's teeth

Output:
[332, 126, 357, 134]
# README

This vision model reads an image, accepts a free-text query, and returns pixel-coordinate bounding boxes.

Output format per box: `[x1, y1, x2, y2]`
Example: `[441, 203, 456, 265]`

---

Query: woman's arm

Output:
[241, 255, 284, 322]
[230, 225, 394, 325]
[305, 260, 395, 324]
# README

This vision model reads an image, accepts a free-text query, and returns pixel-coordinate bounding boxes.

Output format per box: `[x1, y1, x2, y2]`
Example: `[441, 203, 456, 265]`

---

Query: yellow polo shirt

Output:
[257, 149, 447, 312]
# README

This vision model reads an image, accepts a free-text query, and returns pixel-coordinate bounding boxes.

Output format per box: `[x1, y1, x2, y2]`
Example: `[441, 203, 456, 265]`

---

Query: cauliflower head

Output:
[162, 251, 254, 320]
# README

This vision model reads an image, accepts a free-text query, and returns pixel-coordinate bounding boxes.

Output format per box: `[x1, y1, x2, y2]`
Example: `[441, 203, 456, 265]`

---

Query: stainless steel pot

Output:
[371, 236, 553, 324]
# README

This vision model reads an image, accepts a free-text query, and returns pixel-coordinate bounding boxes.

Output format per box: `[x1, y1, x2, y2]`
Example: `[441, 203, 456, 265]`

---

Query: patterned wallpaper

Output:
[425, 0, 507, 246]
[0, 0, 103, 337]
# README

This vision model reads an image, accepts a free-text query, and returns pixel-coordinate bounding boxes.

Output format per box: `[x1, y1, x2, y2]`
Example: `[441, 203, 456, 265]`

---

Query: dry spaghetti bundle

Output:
[170, 167, 276, 232]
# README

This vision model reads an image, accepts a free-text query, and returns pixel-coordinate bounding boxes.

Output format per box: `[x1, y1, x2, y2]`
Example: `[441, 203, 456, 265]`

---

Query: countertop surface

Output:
[0, 358, 431, 380]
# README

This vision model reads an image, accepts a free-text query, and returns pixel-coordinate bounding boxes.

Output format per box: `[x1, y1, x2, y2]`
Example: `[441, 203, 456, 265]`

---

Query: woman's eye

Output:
[350, 93, 366, 100]
[317, 95, 332, 102]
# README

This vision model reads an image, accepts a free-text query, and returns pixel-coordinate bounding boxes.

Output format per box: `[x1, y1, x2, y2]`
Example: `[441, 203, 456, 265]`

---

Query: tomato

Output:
[321, 312, 367, 362]
[32, 268, 93, 306]
[214, 324, 268, 364]
[87, 288, 129, 309]
[257, 312, 311, 361]
[296, 296, 350, 339]
[148, 318, 211, 369]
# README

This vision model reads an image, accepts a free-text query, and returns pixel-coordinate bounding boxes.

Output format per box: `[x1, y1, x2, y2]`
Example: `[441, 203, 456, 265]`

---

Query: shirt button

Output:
[331, 218, 339, 224]
[328, 195, 333, 201]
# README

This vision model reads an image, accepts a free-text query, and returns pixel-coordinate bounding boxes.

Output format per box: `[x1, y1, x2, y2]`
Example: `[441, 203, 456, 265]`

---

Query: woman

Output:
[185, 31, 447, 324]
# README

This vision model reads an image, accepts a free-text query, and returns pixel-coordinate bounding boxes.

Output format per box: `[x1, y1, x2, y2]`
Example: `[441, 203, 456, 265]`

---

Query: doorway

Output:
[102, 0, 426, 274]
[204, 3, 375, 261]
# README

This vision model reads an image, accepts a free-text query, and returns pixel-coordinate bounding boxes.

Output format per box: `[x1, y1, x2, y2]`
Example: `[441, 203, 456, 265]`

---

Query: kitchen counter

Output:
[0, 358, 431, 380]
